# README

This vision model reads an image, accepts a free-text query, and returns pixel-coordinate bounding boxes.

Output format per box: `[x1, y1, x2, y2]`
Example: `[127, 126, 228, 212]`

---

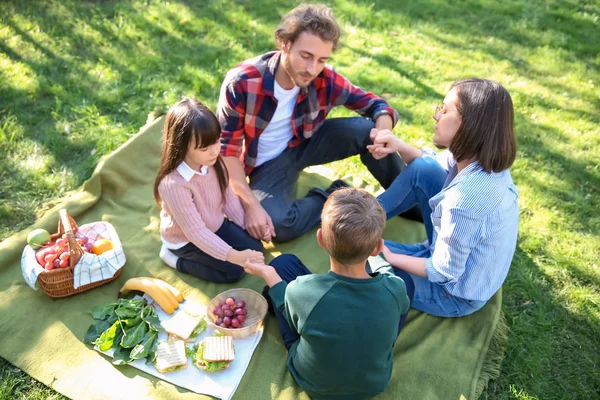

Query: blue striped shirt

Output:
[424, 153, 519, 301]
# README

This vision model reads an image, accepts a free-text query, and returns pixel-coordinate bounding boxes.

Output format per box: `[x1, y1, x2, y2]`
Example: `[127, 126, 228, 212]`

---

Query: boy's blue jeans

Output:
[377, 157, 486, 317]
[267, 254, 415, 350]
[249, 117, 417, 243]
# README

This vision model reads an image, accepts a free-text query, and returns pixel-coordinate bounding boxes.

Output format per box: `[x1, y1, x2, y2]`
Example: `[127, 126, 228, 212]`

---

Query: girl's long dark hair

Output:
[154, 98, 229, 205]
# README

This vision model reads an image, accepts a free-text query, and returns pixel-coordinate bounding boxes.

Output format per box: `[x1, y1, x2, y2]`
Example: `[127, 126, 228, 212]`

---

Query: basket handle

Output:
[58, 209, 84, 268]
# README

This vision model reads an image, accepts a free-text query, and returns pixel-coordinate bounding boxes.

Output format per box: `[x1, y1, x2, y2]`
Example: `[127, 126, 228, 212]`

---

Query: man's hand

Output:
[245, 203, 276, 242]
[367, 129, 402, 160]
[243, 260, 282, 287]
[227, 249, 264, 267]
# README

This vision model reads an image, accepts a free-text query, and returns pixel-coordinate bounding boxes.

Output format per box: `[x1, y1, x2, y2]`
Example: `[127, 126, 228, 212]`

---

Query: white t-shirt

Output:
[255, 81, 300, 167]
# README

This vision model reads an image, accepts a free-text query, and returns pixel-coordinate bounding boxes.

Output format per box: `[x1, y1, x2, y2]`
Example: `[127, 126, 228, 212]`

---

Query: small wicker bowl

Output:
[206, 288, 268, 339]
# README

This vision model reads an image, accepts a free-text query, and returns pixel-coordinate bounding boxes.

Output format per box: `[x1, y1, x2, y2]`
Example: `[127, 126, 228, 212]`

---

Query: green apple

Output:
[27, 229, 51, 250]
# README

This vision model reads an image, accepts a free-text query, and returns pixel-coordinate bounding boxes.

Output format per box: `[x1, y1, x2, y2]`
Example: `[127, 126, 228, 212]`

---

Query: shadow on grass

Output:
[491, 244, 600, 398]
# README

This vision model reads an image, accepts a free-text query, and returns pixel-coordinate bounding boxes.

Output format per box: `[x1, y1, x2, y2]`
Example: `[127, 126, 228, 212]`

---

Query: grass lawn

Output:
[1, 0, 599, 399]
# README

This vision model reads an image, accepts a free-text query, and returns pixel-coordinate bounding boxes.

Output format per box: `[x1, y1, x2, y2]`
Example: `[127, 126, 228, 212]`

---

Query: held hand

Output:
[242, 259, 269, 277]
[245, 203, 276, 242]
[228, 249, 264, 267]
[367, 130, 402, 160]
[243, 260, 283, 287]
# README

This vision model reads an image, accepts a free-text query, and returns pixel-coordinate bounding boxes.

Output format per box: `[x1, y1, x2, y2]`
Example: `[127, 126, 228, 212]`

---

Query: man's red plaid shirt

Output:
[217, 51, 399, 175]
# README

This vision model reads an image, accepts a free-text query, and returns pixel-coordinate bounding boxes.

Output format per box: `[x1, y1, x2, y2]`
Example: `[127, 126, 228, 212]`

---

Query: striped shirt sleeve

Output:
[425, 207, 483, 284]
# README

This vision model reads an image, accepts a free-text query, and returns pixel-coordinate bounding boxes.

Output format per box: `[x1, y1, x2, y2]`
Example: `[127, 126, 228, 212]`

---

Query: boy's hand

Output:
[243, 260, 283, 287]
[227, 249, 264, 267]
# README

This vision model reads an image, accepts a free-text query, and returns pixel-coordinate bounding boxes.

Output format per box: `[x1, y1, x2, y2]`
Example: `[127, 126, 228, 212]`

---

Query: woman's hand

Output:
[381, 244, 393, 261]
[368, 129, 403, 159]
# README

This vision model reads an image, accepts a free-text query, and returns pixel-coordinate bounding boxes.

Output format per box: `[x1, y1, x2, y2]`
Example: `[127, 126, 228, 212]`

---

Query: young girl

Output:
[154, 97, 264, 283]
[368, 78, 519, 317]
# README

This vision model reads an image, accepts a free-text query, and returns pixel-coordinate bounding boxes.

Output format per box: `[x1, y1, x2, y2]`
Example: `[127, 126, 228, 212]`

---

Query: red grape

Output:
[223, 317, 231, 327]
[225, 297, 235, 307]
[236, 301, 246, 309]
[224, 309, 233, 318]
[53, 259, 61, 269]
[215, 318, 223, 325]
[234, 308, 244, 316]
[231, 318, 240, 328]
[237, 315, 246, 324]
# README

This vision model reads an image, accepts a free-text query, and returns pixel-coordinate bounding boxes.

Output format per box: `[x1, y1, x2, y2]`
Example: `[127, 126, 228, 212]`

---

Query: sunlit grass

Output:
[1, 0, 599, 399]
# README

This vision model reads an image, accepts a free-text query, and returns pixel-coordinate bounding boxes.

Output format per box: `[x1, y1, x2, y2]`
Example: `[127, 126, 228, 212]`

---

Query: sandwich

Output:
[154, 339, 188, 373]
[161, 311, 206, 343]
[193, 335, 235, 372]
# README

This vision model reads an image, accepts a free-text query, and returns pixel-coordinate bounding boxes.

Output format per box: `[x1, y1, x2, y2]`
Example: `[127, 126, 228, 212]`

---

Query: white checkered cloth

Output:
[21, 221, 126, 290]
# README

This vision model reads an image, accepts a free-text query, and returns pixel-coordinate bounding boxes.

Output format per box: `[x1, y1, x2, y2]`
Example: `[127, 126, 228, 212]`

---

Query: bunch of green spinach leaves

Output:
[84, 298, 163, 365]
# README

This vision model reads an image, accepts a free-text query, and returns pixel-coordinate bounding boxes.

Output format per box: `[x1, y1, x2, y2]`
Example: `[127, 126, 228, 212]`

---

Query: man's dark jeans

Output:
[249, 117, 420, 242]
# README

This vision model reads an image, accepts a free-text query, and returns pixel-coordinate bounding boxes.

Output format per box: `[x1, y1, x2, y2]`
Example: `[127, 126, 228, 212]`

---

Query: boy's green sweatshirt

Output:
[269, 268, 410, 400]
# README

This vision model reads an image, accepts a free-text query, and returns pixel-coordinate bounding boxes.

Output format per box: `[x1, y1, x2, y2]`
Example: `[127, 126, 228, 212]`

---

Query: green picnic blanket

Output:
[0, 116, 506, 400]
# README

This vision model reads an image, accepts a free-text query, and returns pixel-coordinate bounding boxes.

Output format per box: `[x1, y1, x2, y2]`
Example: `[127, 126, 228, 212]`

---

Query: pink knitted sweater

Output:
[158, 163, 246, 261]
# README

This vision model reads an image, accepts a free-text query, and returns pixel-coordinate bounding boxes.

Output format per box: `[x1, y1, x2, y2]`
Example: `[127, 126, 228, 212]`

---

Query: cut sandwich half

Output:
[194, 335, 235, 372]
[161, 311, 206, 343]
[155, 339, 188, 373]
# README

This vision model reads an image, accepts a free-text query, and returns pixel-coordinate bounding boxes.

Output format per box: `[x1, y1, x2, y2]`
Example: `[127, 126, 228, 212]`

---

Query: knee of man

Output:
[270, 218, 302, 243]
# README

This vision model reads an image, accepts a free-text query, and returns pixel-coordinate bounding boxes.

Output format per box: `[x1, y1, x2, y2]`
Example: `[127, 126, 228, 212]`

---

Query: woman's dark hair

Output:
[450, 78, 516, 173]
[154, 98, 228, 204]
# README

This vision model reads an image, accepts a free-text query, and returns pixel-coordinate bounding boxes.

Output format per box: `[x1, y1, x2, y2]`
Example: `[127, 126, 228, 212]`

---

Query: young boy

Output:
[243, 188, 414, 400]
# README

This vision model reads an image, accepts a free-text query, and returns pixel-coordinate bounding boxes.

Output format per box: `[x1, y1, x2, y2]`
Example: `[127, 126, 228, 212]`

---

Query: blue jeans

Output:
[249, 117, 413, 243]
[267, 254, 415, 350]
[384, 241, 486, 317]
[378, 157, 485, 317]
[377, 156, 447, 243]
[171, 219, 263, 283]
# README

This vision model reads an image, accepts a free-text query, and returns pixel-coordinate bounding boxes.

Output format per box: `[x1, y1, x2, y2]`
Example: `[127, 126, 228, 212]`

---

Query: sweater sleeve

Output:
[222, 184, 245, 229]
[159, 177, 232, 261]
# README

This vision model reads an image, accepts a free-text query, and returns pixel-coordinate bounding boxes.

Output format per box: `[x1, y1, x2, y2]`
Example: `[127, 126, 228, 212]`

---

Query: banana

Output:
[149, 278, 184, 303]
[149, 278, 180, 310]
[119, 277, 176, 314]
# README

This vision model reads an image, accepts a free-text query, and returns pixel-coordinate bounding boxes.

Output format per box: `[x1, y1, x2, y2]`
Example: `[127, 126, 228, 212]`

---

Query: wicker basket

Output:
[37, 209, 122, 298]
[206, 288, 268, 339]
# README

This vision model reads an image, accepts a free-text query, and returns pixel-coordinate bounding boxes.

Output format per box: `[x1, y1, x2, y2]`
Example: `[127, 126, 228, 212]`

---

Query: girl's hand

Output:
[242, 259, 268, 276]
[227, 249, 264, 267]
[243, 260, 282, 287]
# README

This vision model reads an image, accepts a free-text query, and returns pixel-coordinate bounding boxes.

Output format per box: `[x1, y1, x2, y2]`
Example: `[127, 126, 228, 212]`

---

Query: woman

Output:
[367, 78, 519, 317]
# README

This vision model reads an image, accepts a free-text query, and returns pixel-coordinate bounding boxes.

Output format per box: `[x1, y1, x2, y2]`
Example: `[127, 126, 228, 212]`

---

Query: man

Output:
[217, 4, 419, 243]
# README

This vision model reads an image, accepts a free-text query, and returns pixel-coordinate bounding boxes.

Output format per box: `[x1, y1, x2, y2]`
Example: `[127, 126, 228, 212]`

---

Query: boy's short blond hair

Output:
[321, 188, 385, 265]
